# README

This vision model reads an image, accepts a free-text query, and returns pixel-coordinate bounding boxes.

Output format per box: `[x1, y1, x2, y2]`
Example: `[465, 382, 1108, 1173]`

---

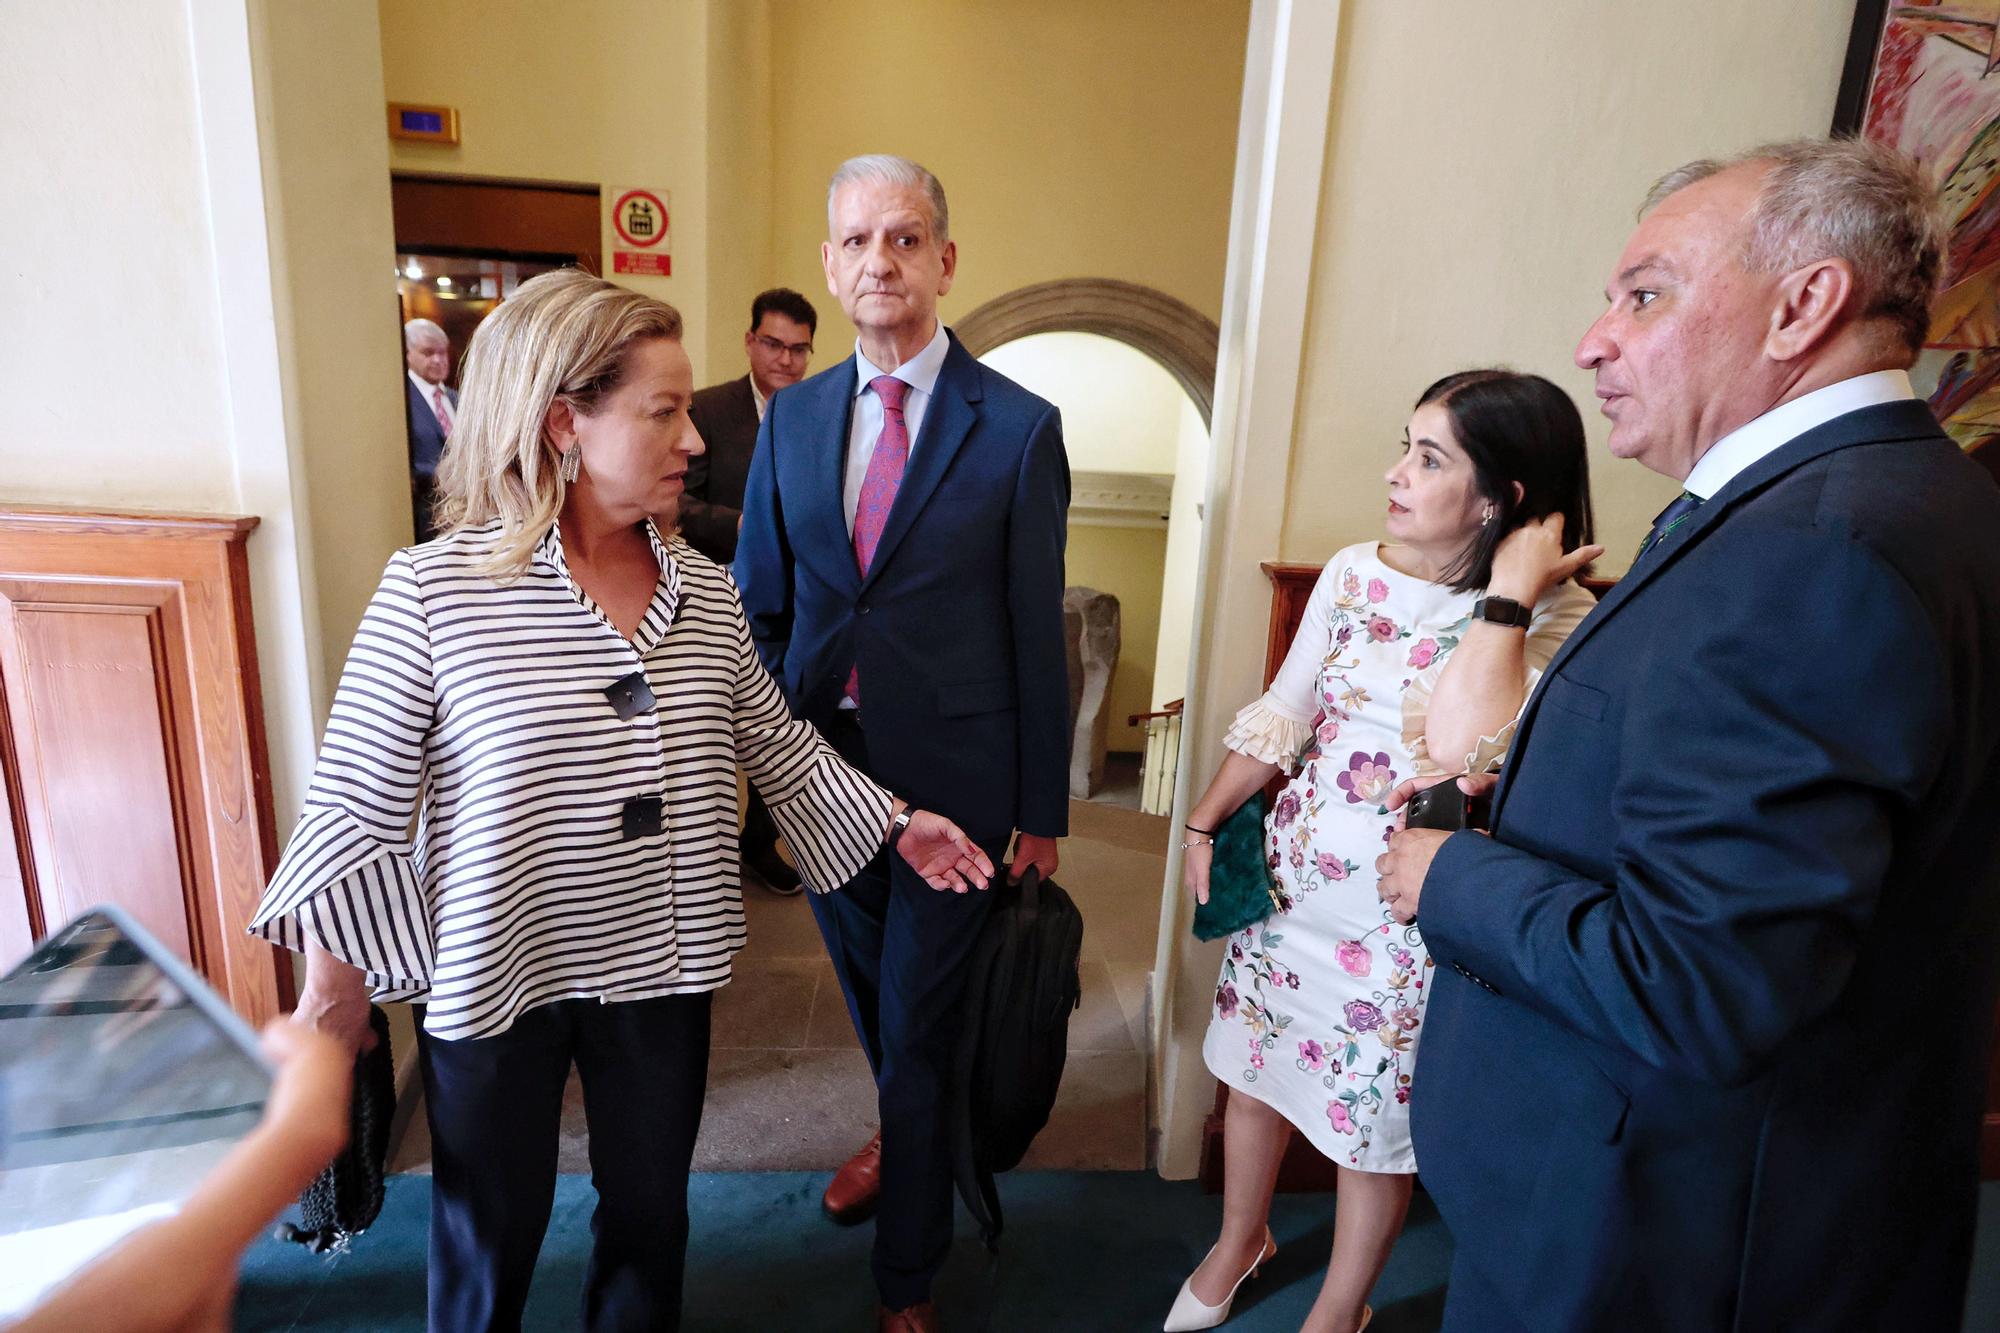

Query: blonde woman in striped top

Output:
[249, 269, 990, 1332]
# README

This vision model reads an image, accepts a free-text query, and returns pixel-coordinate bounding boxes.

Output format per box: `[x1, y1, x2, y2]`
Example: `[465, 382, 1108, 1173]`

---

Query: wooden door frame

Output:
[0, 508, 290, 1023]
[390, 171, 602, 273]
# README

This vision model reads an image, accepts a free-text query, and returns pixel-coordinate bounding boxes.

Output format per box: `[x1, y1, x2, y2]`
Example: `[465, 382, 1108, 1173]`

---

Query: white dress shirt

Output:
[409, 369, 453, 426]
[841, 320, 950, 535]
[1683, 369, 1915, 499]
[750, 375, 767, 422]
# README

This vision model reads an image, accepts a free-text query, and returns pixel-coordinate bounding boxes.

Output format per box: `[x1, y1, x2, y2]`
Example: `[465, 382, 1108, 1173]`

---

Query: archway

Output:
[957, 278, 1220, 428]
[966, 280, 1217, 824]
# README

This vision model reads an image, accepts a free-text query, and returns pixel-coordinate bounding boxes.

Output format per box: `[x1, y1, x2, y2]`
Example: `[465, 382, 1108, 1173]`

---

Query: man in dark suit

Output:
[403, 318, 457, 542]
[1378, 138, 2000, 1331]
[683, 287, 818, 563]
[737, 155, 1068, 1333]
[686, 289, 819, 895]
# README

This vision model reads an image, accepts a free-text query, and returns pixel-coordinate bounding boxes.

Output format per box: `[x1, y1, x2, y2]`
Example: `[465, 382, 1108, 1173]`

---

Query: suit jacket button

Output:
[857, 604, 871, 615]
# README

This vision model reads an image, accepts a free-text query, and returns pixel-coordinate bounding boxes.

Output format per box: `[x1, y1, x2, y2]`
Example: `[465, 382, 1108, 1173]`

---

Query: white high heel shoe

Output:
[1162, 1227, 1277, 1331]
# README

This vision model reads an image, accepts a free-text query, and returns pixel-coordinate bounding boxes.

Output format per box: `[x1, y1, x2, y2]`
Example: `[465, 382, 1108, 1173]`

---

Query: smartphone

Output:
[0, 906, 274, 1317]
[1404, 780, 1491, 832]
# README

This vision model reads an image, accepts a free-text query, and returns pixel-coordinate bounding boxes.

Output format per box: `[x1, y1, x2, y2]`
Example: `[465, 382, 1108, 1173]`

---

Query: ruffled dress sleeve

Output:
[1223, 561, 1345, 775]
[724, 574, 894, 893]
[1402, 578, 1598, 777]
[247, 551, 436, 994]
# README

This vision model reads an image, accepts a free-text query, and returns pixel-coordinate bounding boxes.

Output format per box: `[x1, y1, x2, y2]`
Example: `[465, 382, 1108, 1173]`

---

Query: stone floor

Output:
[389, 798, 1172, 1176]
[1087, 750, 1144, 810]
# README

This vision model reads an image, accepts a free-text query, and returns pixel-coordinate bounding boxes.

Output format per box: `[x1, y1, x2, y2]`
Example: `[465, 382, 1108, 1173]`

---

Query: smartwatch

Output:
[1472, 596, 1534, 629]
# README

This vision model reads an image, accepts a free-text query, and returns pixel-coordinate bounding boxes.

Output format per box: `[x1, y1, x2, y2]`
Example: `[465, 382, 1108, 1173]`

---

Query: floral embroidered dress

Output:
[1202, 542, 1594, 1172]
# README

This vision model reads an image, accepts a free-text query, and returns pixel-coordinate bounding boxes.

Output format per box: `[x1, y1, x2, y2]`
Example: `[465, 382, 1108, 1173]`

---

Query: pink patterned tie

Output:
[844, 375, 910, 704]
[432, 386, 454, 438]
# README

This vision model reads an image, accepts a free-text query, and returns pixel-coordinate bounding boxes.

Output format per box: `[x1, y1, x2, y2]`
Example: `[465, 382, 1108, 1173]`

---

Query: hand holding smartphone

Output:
[0, 907, 276, 1317]
[1402, 777, 1493, 832]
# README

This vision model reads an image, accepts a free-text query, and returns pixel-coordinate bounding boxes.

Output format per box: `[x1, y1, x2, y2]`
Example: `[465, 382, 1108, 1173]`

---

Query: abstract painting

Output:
[1838, 1, 2000, 458]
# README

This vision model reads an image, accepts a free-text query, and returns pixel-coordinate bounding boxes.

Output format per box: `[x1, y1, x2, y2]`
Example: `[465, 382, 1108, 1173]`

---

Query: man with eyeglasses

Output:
[685, 288, 818, 895]
[683, 287, 818, 564]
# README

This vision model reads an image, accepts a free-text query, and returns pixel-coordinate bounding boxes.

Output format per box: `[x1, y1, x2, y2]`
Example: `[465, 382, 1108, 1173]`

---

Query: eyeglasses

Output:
[752, 333, 814, 359]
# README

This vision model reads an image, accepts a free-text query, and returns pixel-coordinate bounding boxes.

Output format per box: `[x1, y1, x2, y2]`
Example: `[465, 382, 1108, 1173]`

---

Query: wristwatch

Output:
[1472, 596, 1534, 629]
[889, 807, 914, 848]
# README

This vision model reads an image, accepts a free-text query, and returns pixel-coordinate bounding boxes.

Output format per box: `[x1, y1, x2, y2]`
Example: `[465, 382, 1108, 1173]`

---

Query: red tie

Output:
[845, 376, 910, 704]
[432, 386, 453, 437]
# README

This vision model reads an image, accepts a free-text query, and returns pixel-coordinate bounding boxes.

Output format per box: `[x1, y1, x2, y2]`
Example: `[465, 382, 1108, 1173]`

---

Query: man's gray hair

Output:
[826, 154, 950, 244]
[1642, 137, 1947, 357]
[404, 317, 448, 348]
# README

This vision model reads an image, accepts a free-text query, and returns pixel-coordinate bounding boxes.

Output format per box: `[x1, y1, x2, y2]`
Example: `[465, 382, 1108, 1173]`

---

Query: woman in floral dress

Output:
[1164, 371, 1602, 1333]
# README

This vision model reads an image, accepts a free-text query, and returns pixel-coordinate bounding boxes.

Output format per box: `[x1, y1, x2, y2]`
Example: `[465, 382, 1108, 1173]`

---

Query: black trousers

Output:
[808, 711, 1007, 1310]
[416, 993, 712, 1333]
[740, 785, 781, 858]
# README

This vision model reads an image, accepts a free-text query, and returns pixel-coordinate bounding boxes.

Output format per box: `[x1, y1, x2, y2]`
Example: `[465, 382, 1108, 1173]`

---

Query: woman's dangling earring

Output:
[559, 445, 582, 485]
[1481, 506, 1495, 528]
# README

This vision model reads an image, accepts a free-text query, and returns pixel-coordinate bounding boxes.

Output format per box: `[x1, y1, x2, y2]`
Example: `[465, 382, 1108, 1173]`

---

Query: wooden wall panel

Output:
[391, 172, 601, 271]
[5, 600, 197, 961]
[0, 699, 32, 965]
[0, 509, 287, 1024]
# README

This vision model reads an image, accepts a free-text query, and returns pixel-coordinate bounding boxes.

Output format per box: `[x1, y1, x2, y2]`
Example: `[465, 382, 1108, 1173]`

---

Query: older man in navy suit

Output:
[1379, 138, 2000, 1331]
[403, 317, 457, 541]
[736, 155, 1068, 1333]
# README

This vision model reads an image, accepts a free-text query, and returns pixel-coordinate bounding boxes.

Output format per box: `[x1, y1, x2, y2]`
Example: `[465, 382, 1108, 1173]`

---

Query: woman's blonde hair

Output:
[433, 268, 684, 576]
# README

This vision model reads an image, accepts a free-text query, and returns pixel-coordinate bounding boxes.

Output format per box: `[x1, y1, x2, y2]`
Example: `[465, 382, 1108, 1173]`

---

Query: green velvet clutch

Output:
[1190, 793, 1281, 941]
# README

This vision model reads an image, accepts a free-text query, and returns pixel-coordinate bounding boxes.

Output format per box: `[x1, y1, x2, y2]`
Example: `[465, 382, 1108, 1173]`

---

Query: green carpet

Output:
[237, 1173, 2000, 1331]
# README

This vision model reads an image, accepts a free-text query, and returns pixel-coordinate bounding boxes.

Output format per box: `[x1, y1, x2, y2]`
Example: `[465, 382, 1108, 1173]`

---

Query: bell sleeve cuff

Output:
[1223, 694, 1315, 774]
[247, 804, 434, 996]
[750, 733, 896, 894]
[1401, 665, 1544, 778]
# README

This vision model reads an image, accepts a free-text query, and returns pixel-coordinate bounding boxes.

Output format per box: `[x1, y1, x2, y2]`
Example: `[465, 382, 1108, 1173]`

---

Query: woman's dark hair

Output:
[1414, 369, 1595, 594]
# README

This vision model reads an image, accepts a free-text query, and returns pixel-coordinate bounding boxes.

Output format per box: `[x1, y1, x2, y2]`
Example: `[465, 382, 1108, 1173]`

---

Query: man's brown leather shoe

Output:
[821, 1129, 883, 1223]
[877, 1301, 937, 1332]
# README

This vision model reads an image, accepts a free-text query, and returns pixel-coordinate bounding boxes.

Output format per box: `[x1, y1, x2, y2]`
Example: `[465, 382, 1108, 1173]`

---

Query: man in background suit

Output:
[403, 317, 456, 542]
[683, 287, 818, 563]
[737, 155, 1069, 1333]
[686, 288, 819, 895]
[1379, 138, 2000, 1331]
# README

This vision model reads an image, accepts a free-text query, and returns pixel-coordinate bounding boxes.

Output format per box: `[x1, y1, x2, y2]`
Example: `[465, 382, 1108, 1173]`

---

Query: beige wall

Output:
[1280, 1, 1854, 571]
[767, 0, 1249, 347]
[378, 0, 718, 375]
[704, 0, 777, 376]
[1066, 526, 1167, 753]
[2, 2, 239, 512]
[252, 0, 410, 716]
[373, 0, 1248, 385]
[1153, 397, 1210, 711]
[0, 0, 330, 833]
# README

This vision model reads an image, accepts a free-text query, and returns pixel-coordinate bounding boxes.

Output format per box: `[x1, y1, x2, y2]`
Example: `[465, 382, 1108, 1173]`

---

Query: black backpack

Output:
[949, 867, 1084, 1247]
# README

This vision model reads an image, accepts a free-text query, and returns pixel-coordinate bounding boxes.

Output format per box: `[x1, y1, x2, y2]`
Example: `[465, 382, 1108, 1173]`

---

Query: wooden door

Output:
[0, 509, 289, 1024]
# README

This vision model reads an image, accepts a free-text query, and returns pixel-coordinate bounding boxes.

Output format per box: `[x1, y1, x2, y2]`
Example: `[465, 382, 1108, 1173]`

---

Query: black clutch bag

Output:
[276, 1004, 396, 1254]
[1190, 793, 1282, 941]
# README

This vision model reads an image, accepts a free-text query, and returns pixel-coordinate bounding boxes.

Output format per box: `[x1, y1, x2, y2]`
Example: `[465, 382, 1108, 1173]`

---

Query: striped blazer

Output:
[249, 519, 890, 1041]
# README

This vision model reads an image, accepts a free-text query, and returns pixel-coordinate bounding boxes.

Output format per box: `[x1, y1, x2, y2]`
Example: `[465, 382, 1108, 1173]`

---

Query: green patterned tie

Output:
[1636, 490, 1702, 564]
